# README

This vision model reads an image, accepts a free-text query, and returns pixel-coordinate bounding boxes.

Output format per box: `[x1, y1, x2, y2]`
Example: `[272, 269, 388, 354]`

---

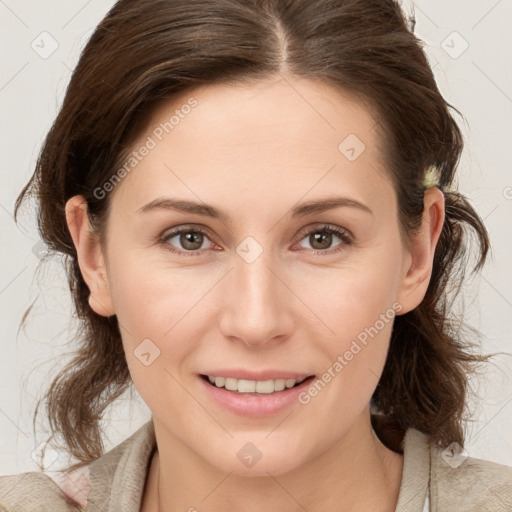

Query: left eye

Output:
[296, 225, 351, 253]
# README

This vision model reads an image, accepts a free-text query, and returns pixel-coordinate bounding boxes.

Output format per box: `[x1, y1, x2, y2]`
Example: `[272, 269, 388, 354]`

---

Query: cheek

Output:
[293, 246, 403, 409]
[114, 263, 201, 417]
[295, 249, 403, 341]
[311, 273, 397, 381]
[296, 268, 399, 424]
[106, 246, 207, 335]
[105, 251, 207, 389]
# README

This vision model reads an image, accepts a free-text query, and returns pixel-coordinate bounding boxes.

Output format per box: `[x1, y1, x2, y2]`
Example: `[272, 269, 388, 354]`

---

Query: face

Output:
[71, 76, 438, 476]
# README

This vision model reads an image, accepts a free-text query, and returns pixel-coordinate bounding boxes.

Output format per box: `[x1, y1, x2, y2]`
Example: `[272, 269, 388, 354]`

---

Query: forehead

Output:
[151, 76, 381, 155]
[109, 76, 392, 216]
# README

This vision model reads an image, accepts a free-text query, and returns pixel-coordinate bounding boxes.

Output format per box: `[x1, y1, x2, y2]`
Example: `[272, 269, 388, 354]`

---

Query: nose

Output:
[218, 245, 295, 348]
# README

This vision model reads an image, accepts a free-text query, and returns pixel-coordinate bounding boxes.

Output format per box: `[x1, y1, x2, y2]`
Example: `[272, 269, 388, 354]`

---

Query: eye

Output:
[158, 223, 353, 257]
[295, 224, 353, 255]
[158, 226, 215, 256]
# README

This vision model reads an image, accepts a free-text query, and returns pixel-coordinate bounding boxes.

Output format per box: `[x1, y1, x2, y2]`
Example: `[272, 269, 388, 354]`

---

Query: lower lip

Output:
[198, 375, 315, 417]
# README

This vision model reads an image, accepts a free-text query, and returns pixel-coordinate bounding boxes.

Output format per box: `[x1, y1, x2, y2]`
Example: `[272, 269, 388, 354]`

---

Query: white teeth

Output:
[238, 379, 256, 393]
[225, 378, 238, 391]
[206, 375, 309, 394]
[255, 380, 274, 393]
[274, 379, 286, 391]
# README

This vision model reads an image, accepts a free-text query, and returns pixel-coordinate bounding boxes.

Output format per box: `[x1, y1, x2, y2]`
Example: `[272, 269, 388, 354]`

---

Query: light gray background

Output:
[1, 0, 511, 475]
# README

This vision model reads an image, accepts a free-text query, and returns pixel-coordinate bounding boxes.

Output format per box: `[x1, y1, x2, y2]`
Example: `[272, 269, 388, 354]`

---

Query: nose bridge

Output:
[219, 238, 293, 346]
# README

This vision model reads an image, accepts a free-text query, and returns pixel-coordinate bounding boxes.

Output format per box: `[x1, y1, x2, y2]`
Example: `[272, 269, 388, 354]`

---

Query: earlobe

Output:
[396, 187, 445, 314]
[65, 195, 115, 317]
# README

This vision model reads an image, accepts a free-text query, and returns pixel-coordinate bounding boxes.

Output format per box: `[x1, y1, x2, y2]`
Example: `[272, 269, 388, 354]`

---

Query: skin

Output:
[66, 74, 445, 512]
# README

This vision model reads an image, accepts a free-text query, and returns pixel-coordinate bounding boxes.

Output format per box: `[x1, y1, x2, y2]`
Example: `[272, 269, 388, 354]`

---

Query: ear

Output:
[65, 195, 115, 317]
[396, 187, 445, 314]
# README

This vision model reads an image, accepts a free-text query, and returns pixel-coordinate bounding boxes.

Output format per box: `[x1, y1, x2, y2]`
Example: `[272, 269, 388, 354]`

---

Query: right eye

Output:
[158, 226, 216, 256]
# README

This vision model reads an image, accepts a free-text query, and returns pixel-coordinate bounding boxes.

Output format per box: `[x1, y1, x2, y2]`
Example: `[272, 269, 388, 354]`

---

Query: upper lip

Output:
[201, 370, 314, 381]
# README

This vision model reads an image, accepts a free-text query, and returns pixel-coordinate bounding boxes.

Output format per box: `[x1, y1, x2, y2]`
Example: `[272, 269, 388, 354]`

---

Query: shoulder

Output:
[0, 471, 78, 511]
[0, 420, 156, 512]
[429, 441, 512, 511]
[396, 427, 512, 512]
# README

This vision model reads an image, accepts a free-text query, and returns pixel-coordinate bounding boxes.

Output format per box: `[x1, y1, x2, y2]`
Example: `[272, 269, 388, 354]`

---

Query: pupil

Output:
[181, 232, 203, 250]
[311, 232, 331, 250]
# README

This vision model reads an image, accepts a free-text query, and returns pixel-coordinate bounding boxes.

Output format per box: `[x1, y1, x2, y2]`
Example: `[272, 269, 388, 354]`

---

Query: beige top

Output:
[1, 420, 511, 511]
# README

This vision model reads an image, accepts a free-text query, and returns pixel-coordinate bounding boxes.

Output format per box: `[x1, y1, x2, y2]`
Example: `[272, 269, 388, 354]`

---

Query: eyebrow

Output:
[136, 195, 373, 220]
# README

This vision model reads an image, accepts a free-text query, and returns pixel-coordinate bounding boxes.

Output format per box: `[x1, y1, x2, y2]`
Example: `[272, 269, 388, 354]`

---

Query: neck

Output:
[142, 410, 403, 512]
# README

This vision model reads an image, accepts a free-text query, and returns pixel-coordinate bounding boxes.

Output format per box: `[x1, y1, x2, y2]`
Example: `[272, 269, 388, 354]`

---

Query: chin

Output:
[201, 437, 310, 478]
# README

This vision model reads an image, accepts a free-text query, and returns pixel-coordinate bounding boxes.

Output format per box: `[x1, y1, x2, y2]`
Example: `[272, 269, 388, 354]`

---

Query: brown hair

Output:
[14, 0, 490, 464]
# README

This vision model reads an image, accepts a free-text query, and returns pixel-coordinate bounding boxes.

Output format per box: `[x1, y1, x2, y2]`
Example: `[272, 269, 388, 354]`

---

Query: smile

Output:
[198, 371, 317, 416]
[202, 374, 312, 394]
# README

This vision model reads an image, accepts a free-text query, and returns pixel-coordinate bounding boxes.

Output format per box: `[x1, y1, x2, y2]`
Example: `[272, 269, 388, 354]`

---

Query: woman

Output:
[1, 0, 511, 510]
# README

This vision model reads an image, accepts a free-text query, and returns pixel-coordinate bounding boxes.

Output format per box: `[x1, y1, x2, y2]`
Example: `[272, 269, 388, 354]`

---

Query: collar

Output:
[86, 419, 431, 512]
[394, 428, 431, 511]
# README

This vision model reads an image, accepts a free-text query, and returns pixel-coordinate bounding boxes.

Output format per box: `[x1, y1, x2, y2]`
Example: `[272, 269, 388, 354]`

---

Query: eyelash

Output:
[157, 224, 353, 257]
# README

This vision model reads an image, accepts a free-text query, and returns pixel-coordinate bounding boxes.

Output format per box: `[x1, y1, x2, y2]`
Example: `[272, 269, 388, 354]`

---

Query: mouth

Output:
[200, 374, 316, 395]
